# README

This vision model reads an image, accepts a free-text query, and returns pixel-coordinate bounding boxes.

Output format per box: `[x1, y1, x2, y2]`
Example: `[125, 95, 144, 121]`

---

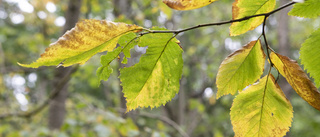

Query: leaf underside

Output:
[288, 0, 320, 18]
[231, 75, 293, 137]
[18, 19, 142, 68]
[230, 0, 276, 36]
[162, 0, 216, 10]
[270, 52, 320, 111]
[216, 40, 265, 98]
[120, 30, 183, 112]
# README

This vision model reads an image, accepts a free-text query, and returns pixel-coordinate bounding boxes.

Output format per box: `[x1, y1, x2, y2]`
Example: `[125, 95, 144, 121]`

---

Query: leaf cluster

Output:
[18, 0, 320, 136]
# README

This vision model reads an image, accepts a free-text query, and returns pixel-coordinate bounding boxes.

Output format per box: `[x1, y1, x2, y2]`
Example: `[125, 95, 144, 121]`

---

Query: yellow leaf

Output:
[162, 0, 216, 10]
[216, 40, 265, 98]
[19, 19, 142, 68]
[231, 75, 293, 137]
[230, 0, 276, 36]
[270, 52, 320, 111]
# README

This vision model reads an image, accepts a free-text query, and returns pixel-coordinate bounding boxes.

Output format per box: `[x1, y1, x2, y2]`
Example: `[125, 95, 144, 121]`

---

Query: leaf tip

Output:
[17, 62, 36, 68]
[17, 62, 25, 66]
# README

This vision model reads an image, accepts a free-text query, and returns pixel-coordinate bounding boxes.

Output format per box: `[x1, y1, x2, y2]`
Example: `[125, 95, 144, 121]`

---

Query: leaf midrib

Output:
[257, 75, 269, 137]
[62, 29, 142, 66]
[220, 41, 260, 94]
[133, 37, 174, 101]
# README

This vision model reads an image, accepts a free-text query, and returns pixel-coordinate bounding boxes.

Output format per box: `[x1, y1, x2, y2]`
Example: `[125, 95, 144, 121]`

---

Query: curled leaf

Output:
[163, 0, 216, 10]
[18, 19, 142, 68]
[270, 52, 320, 111]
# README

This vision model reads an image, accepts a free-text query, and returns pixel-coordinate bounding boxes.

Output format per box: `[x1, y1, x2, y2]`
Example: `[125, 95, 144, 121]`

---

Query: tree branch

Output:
[139, 111, 190, 137]
[116, 108, 189, 137]
[262, 15, 273, 67]
[140, 1, 295, 35]
[0, 66, 79, 119]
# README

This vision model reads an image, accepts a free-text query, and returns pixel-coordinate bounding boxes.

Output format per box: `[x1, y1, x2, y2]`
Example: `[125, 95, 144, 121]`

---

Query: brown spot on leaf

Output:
[272, 127, 288, 137]
[232, 0, 240, 19]
[163, 0, 186, 10]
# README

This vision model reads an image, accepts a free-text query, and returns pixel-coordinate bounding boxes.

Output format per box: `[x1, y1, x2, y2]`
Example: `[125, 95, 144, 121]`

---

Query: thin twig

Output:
[139, 112, 190, 137]
[117, 108, 189, 137]
[276, 71, 280, 82]
[0, 66, 79, 119]
[262, 15, 274, 67]
[140, 2, 296, 35]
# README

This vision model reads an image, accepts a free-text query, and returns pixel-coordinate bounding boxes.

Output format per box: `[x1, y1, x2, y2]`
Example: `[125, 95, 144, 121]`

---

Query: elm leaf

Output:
[216, 40, 265, 98]
[270, 52, 320, 111]
[231, 75, 293, 137]
[120, 30, 183, 112]
[18, 19, 142, 68]
[300, 28, 320, 87]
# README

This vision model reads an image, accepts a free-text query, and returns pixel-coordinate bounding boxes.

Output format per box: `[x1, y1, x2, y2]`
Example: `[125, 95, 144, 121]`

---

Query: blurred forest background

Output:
[0, 0, 320, 136]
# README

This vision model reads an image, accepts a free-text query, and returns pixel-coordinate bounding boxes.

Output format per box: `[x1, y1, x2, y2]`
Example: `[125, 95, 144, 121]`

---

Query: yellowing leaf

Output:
[231, 75, 293, 137]
[18, 19, 142, 68]
[270, 52, 320, 111]
[230, 0, 276, 36]
[120, 29, 183, 112]
[216, 40, 265, 98]
[162, 0, 216, 10]
[300, 28, 320, 87]
[288, 0, 320, 18]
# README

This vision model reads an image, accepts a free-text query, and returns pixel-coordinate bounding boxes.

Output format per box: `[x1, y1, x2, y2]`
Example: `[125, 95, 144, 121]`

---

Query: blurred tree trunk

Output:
[178, 79, 186, 125]
[0, 43, 5, 74]
[113, 0, 132, 18]
[277, 0, 290, 57]
[0, 43, 5, 94]
[48, 0, 82, 130]
[276, 0, 292, 98]
[112, 0, 132, 115]
[277, 2, 293, 137]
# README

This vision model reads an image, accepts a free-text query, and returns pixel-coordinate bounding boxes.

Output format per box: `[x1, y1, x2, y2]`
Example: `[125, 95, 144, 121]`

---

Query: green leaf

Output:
[120, 30, 183, 112]
[288, 0, 320, 18]
[300, 28, 320, 87]
[18, 19, 142, 68]
[216, 40, 265, 98]
[271, 52, 320, 111]
[230, 0, 276, 36]
[96, 33, 137, 81]
[120, 33, 137, 64]
[231, 75, 293, 137]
